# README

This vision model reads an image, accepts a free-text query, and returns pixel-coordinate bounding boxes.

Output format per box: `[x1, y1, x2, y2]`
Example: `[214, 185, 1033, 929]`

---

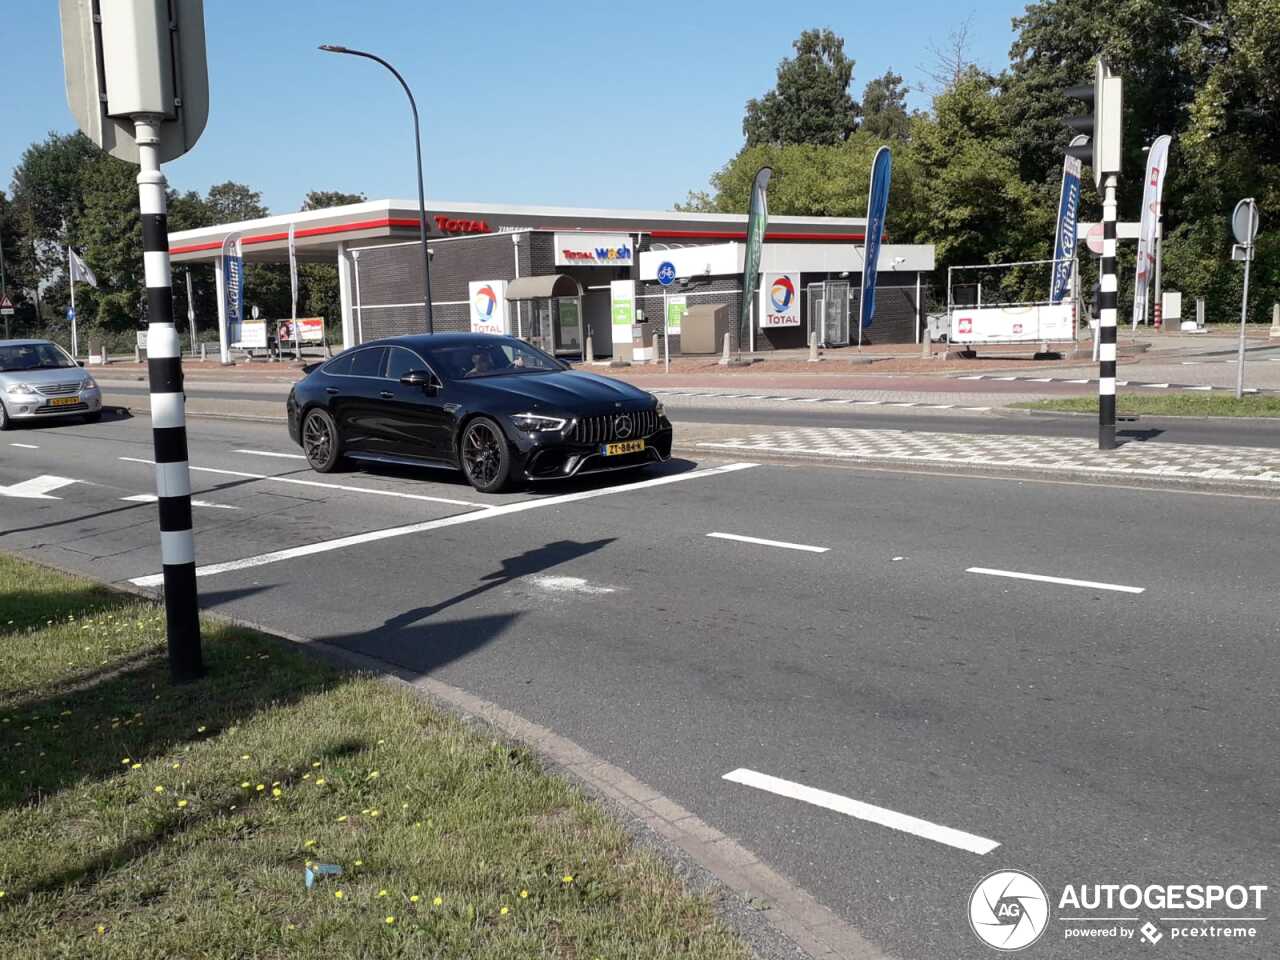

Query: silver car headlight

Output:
[654, 399, 665, 417]
[510, 412, 567, 433]
[83, 376, 99, 391]
[5, 383, 36, 397]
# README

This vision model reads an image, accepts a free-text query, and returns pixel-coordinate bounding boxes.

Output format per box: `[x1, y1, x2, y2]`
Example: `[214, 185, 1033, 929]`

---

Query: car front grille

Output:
[569, 408, 659, 445]
[34, 382, 82, 397]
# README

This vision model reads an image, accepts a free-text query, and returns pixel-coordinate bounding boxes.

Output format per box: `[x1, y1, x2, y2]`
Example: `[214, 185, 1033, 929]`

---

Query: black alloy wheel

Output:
[0, 400, 9, 431]
[460, 417, 513, 493]
[302, 408, 342, 473]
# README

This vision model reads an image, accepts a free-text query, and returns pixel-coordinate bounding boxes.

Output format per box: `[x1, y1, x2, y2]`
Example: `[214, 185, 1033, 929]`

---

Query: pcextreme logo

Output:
[969, 870, 1050, 951]
[473, 284, 497, 318]
[770, 275, 795, 311]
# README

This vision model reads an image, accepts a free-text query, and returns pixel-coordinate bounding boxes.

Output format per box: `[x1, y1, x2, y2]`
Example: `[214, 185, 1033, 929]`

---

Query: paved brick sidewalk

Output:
[696, 426, 1280, 487]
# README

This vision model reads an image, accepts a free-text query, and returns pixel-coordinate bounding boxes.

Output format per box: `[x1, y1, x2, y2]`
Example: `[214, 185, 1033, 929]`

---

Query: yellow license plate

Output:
[603, 439, 645, 456]
[48, 396, 79, 407]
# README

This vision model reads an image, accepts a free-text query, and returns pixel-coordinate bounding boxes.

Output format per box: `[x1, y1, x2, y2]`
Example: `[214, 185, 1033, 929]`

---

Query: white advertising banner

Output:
[1133, 134, 1172, 326]
[949, 304, 1074, 344]
[236, 319, 269, 349]
[760, 272, 801, 328]
[555, 233, 634, 267]
[610, 279, 635, 346]
[469, 280, 510, 336]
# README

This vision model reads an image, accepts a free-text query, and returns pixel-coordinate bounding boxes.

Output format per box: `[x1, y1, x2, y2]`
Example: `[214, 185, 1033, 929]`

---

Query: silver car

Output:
[0, 339, 103, 429]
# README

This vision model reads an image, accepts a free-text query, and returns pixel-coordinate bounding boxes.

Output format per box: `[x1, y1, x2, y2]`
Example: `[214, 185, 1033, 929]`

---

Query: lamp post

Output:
[319, 44, 434, 333]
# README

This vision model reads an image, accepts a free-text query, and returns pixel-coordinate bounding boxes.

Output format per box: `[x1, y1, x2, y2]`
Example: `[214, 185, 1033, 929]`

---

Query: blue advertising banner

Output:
[1050, 155, 1083, 304]
[859, 147, 892, 330]
[224, 252, 244, 338]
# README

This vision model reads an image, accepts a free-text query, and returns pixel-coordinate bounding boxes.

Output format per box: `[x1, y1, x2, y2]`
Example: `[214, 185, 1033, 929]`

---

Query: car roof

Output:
[0, 339, 55, 347]
[356, 333, 514, 350]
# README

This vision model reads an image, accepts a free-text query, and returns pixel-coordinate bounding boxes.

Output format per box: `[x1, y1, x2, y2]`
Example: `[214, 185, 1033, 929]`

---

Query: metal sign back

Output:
[59, 0, 209, 165]
[1232, 198, 1259, 246]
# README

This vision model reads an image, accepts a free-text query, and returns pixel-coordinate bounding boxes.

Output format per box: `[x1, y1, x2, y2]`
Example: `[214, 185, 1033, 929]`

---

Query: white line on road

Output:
[129, 462, 760, 586]
[120, 494, 238, 510]
[723, 768, 1000, 856]
[707, 532, 829, 553]
[965, 566, 1145, 594]
[234, 449, 307, 460]
[0, 475, 77, 499]
[9, 443, 39, 449]
[119, 457, 483, 507]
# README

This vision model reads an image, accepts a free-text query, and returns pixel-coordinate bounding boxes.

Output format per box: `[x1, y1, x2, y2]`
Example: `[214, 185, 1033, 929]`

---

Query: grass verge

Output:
[0, 554, 749, 959]
[1011, 394, 1280, 417]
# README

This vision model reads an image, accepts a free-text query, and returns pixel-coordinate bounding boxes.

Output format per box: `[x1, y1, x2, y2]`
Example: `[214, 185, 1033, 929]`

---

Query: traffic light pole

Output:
[135, 116, 203, 682]
[1098, 173, 1119, 450]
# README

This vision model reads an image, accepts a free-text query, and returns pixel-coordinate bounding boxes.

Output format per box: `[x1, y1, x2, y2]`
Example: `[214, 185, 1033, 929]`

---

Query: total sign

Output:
[760, 273, 801, 328]
[469, 280, 510, 336]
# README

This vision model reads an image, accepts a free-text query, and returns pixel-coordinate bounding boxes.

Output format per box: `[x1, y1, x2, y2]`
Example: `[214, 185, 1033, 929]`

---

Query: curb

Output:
[100, 577, 892, 960]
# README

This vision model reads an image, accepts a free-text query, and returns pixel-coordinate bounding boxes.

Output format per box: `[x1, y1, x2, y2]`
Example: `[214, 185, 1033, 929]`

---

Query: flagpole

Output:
[68, 246, 78, 358]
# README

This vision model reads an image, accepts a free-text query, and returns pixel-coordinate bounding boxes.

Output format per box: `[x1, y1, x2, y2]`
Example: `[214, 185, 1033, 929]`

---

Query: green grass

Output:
[0, 555, 750, 959]
[1011, 393, 1280, 417]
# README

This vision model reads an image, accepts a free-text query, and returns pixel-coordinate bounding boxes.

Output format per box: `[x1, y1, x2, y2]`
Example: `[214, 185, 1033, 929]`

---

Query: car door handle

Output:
[325, 387, 339, 395]
[379, 391, 394, 399]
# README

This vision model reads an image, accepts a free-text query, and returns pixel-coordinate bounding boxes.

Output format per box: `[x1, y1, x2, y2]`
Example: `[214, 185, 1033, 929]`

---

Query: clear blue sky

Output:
[2, 0, 1025, 215]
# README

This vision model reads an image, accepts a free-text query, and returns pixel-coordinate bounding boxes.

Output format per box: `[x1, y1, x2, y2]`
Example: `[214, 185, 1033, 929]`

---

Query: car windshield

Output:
[425, 339, 562, 381]
[0, 342, 77, 372]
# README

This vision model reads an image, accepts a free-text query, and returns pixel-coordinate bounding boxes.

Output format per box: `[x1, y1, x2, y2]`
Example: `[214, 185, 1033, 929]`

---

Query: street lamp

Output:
[319, 44, 434, 333]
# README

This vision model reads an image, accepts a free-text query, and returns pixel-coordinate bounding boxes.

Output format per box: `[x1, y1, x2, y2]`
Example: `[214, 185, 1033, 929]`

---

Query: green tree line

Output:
[681, 3, 1279, 323]
[0, 130, 363, 347]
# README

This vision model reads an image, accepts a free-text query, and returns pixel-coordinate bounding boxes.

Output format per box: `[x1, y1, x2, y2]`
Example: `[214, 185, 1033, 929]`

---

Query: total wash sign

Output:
[968, 870, 1269, 951]
[760, 272, 801, 328]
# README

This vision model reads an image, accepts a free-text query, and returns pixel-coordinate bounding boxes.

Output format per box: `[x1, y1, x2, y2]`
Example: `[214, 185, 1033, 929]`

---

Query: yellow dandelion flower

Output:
[500, 906, 509, 916]
[367, 770, 379, 779]
[302, 773, 311, 780]
[121, 757, 131, 765]
[370, 809, 380, 817]
[336, 815, 348, 822]
[414, 821, 422, 828]
[315, 778, 326, 785]
[131, 763, 141, 770]
[96, 925, 106, 935]
[286, 923, 296, 930]
[240, 754, 250, 760]
[409, 895, 419, 903]
[311, 761, 321, 768]
[240, 781, 251, 789]
[303, 839, 316, 848]
[153, 785, 165, 794]
[385, 916, 395, 924]
[0, 891, 5, 898]
[272, 787, 282, 797]
[255, 784, 265, 792]
[520, 890, 528, 899]
[562, 874, 574, 884]
[196, 725, 207, 733]
[272, 781, 281, 787]
[354, 860, 363, 867]
[377, 739, 385, 745]
[171, 762, 180, 769]
[432, 896, 443, 906]
[377, 890, 387, 898]
[177, 799, 188, 808]
[334, 890, 344, 900]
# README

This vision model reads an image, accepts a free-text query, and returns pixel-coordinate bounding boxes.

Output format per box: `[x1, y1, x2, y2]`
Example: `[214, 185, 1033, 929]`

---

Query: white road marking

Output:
[965, 566, 1145, 594]
[119, 457, 483, 507]
[1024, 377, 1054, 383]
[723, 768, 1000, 856]
[527, 575, 616, 595]
[707, 532, 829, 553]
[120, 494, 238, 510]
[1139, 383, 1170, 389]
[233, 449, 307, 460]
[129, 462, 760, 586]
[9, 443, 39, 449]
[0, 475, 77, 499]
[1064, 378, 1091, 384]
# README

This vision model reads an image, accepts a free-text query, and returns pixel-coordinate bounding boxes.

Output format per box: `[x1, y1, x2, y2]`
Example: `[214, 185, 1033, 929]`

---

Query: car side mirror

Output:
[76, 360, 85, 367]
[400, 369, 440, 394]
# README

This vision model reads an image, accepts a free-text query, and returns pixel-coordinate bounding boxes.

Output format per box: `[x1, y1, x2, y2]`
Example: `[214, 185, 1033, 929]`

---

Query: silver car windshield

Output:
[0, 342, 77, 373]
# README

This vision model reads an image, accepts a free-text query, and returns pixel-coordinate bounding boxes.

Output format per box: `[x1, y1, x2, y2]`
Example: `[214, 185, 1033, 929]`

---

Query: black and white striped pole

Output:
[1098, 173, 1119, 450]
[137, 116, 203, 682]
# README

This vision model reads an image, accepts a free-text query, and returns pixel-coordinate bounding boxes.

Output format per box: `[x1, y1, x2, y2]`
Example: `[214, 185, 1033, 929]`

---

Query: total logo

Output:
[473, 285, 497, 319]
[770, 276, 795, 312]
[969, 870, 1050, 951]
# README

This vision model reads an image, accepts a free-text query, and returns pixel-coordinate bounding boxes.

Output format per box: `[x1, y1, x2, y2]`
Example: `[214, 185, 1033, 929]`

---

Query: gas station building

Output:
[167, 198, 934, 360]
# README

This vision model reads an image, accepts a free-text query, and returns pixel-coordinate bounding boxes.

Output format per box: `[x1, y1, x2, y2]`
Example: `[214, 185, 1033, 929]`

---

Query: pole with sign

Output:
[657, 260, 675, 374]
[185, 269, 196, 357]
[60, 0, 209, 683]
[1232, 198, 1259, 399]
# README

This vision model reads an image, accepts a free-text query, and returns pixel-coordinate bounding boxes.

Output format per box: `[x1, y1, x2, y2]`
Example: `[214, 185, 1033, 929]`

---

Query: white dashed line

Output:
[707, 532, 829, 553]
[9, 443, 39, 449]
[966, 566, 1145, 594]
[234, 449, 307, 460]
[120, 494, 238, 510]
[723, 768, 1000, 855]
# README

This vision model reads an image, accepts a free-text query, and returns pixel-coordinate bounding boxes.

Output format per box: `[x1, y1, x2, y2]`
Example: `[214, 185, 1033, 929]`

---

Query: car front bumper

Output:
[3, 389, 102, 420]
[518, 425, 674, 480]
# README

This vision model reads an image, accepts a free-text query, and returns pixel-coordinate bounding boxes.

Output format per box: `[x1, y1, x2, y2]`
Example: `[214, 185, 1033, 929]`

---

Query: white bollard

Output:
[1270, 303, 1280, 339]
[808, 331, 819, 362]
[718, 331, 732, 365]
[200, 342, 207, 362]
[585, 331, 594, 364]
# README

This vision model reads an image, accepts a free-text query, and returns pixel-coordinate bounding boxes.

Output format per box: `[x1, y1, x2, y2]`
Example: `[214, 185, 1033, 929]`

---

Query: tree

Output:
[204, 181, 268, 224]
[860, 70, 914, 141]
[743, 28, 860, 146]
[299, 191, 367, 332]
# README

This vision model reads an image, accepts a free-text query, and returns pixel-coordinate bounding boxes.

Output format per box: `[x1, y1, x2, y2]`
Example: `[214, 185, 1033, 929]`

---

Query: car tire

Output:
[83, 410, 102, 424]
[460, 417, 513, 493]
[0, 401, 10, 431]
[301, 408, 343, 473]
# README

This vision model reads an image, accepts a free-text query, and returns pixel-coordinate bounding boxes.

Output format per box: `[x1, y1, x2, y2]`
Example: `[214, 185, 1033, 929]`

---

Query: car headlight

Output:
[83, 377, 98, 391]
[511, 412, 567, 432]
[654, 399, 665, 417]
[5, 383, 35, 397]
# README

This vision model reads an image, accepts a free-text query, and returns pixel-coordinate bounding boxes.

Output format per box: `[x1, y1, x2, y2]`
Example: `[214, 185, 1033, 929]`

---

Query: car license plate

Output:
[602, 439, 645, 456]
[48, 396, 79, 407]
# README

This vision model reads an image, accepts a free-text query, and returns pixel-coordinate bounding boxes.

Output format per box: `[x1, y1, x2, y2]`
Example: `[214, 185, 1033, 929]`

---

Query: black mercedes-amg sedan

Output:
[286, 334, 673, 493]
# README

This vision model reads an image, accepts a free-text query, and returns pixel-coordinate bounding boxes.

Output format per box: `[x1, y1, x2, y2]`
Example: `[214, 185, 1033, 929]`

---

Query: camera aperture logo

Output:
[970, 870, 1050, 951]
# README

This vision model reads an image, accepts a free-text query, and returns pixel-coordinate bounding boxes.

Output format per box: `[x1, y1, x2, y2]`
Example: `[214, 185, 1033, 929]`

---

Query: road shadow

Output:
[1118, 428, 1165, 443]
[319, 537, 615, 677]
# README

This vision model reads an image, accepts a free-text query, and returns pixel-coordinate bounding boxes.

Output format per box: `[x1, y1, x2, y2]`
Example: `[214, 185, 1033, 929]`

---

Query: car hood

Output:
[0, 366, 90, 388]
[456, 370, 653, 412]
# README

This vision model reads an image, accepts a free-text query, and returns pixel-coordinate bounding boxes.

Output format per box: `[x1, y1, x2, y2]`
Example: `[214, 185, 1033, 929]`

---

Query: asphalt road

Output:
[2, 411, 1276, 959]
[98, 380, 1280, 450]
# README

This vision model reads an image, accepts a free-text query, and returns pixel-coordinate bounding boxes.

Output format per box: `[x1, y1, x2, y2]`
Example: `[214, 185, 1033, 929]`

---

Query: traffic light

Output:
[1064, 59, 1123, 187]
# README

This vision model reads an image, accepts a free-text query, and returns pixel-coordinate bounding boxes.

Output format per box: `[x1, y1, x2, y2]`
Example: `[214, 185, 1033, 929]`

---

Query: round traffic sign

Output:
[657, 261, 677, 287]
[66, 307, 76, 322]
[251, 304, 260, 320]
[1085, 222, 1104, 256]
[1232, 198, 1259, 245]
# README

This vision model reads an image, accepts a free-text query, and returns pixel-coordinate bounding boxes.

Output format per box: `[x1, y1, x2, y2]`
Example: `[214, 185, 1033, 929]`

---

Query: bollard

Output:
[718, 331, 732, 365]
[1270, 303, 1280, 339]
[134, 345, 141, 364]
[921, 328, 931, 359]
[200, 342, 207, 362]
[585, 331, 594, 364]
[808, 331, 820, 362]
